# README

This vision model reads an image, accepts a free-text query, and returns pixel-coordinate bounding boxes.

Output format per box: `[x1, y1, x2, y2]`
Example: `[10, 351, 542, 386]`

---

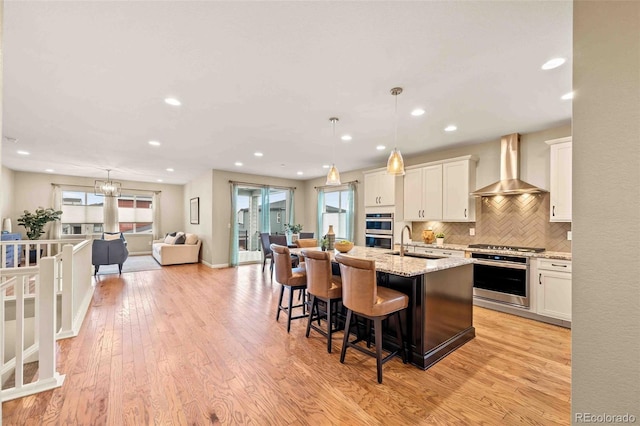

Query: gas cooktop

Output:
[467, 244, 546, 253]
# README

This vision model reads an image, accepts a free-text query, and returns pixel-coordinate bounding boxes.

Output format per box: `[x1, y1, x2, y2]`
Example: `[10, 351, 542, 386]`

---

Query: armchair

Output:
[92, 233, 129, 275]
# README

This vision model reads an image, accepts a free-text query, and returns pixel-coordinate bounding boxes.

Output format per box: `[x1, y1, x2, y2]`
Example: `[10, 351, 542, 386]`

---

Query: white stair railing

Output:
[0, 258, 65, 402]
[56, 240, 94, 339]
[0, 239, 85, 269]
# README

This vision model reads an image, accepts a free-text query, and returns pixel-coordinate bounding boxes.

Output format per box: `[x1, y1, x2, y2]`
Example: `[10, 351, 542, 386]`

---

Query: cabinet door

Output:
[403, 168, 424, 220]
[550, 142, 572, 222]
[423, 164, 443, 220]
[364, 173, 379, 207]
[442, 160, 473, 221]
[377, 172, 396, 206]
[537, 270, 572, 320]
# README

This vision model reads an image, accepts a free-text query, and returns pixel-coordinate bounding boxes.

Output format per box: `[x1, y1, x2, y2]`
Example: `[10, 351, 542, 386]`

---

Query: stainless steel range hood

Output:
[471, 133, 547, 197]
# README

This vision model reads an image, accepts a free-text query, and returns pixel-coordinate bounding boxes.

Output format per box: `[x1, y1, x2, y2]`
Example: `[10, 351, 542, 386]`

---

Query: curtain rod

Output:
[314, 179, 359, 190]
[51, 183, 161, 194]
[228, 180, 296, 190]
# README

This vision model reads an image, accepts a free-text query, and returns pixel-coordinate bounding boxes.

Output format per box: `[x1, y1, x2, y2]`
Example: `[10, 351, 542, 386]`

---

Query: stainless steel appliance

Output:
[468, 244, 545, 308]
[365, 212, 393, 250]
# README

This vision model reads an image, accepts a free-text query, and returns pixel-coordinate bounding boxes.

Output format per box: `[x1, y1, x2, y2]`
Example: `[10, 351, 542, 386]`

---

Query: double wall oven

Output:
[468, 244, 545, 309]
[365, 212, 393, 250]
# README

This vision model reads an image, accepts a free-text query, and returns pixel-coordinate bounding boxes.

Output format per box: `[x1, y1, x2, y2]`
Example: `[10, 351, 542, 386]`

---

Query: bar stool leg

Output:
[276, 285, 285, 321]
[305, 295, 316, 338]
[287, 287, 294, 333]
[327, 299, 333, 353]
[340, 309, 353, 363]
[374, 317, 384, 384]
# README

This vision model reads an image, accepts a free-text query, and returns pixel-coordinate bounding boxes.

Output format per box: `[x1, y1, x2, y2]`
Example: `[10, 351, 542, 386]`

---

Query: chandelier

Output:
[95, 169, 122, 197]
[386, 87, 406, 176]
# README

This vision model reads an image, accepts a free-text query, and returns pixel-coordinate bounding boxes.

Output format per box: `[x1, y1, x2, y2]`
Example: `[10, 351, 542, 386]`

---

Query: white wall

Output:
[573, 1, 640, 418]
[184, 170, 214, 265]
[10, 170, 184, 253]
[1, 166, 15, 227]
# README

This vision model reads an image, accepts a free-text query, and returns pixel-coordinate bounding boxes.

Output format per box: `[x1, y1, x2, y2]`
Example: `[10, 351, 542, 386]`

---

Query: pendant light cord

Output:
[394, 92, 398, 150]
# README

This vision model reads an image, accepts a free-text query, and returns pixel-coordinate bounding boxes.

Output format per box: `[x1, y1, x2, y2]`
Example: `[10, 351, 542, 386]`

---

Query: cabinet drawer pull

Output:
[551, 263, 567, 268]
[464, 208, 467, 218]
[552, 206, 556, 216]
[539, 273, 542, 285]
[442, 252, 453, 255]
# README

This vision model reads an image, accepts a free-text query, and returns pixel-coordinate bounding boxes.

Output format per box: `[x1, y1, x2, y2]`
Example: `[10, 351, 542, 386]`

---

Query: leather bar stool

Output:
[335, 253, 408, 384]
[301, 250, 342, 353]
[271, 244, 308, 333]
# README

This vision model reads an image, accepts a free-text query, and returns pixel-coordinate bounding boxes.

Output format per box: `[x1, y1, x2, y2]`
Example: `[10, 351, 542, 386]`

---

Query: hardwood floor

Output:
[2, 263, 571, 425]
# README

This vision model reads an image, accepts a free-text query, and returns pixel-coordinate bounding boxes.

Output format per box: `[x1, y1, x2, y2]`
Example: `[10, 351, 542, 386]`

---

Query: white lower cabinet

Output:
[536, 259, 572, 321]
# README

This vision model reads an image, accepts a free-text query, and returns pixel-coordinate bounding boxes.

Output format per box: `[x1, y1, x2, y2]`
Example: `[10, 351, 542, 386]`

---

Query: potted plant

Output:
[320, 236, 329, 251]
[17, 207, 63, 262]
[284, 223, 303, 243]
[435, 232, 445, 246]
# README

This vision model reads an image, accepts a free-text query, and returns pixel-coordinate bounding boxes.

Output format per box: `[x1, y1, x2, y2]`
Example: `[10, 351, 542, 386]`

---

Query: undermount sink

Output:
[389, 251, 444, 260]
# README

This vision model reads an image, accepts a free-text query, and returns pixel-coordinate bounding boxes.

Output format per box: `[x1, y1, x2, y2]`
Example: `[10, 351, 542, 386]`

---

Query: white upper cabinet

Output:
[546, 137, 572, 222]
[442, 158, 476, 221]
[403, 165, 442, 221]
[402, 156, 476, 222]
[364, 170, 396, 207]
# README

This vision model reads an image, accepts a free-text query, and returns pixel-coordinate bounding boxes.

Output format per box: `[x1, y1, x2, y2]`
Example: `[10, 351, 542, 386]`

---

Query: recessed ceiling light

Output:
[322, 165, 330, 169]
[45, 169, 55, 173]
[444, 125, 457, 132]
[157, 179, 163, 183]
[341, 135, 352, 141]
[376, 145, 386, 151]
[541, 58, 566, 70]
[148, 140, 161, 146]
[411, 108, 425, 116]
[166, 168, 174, 172]
[561, 92, 574, 100]
[254, 152, 263, 157]
[164, 97, 181, 106]
[297, 171, 303, 176]
[17, 150, 30, 155]
[235, 162, 243, 166]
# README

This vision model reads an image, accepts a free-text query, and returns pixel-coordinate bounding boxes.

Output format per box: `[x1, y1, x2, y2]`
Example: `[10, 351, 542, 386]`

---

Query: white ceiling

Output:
[2, 1, 572, 185]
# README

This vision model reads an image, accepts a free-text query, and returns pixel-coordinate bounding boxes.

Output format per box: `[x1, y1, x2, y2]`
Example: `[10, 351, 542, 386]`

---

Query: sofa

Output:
[152, 232, 201, 265]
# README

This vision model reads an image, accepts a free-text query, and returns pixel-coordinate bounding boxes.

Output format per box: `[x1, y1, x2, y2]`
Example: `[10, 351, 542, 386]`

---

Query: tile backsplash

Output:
[410, 193, 571, 252]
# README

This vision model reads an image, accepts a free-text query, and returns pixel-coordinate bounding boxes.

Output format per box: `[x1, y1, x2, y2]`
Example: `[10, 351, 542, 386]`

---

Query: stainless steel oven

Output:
[365, 212, 393, 250]
[471, 252, 530, 308]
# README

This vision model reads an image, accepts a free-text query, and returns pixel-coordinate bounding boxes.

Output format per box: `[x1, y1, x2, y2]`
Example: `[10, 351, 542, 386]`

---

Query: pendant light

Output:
[326, 117, 342, 186]
[387, 87, 405, 176]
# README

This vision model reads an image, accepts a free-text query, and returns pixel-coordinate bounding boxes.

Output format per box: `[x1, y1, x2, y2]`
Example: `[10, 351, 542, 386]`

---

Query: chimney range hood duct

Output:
[471, 133, 547, 197]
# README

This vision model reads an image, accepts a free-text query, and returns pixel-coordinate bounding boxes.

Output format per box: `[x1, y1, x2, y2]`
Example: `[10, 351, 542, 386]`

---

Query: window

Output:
[320, 189, 350, 239]
[118, 195, 153, 234]
[61, 190, 154, 235]
[61, 191, 104, 235]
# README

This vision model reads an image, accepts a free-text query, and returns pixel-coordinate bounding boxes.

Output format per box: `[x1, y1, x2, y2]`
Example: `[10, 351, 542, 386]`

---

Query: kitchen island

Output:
[290, 246, 475, 370]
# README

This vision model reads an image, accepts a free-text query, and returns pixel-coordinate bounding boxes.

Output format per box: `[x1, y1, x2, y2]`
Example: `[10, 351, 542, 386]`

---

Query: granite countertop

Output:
[290, 246, 474, 278]
[404, 241, 572, 261]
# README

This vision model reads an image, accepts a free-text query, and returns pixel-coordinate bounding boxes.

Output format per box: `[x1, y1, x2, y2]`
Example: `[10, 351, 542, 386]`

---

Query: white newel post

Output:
[60, 244, 74, 337]
[38, 257, 57, 381]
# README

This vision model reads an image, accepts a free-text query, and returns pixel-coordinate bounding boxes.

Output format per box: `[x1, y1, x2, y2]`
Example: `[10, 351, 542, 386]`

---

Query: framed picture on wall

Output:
[190, 197, 199, 224]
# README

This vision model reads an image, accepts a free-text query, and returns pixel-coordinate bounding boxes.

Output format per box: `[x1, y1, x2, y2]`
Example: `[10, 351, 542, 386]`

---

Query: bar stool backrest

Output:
[335, 253, 377, 314]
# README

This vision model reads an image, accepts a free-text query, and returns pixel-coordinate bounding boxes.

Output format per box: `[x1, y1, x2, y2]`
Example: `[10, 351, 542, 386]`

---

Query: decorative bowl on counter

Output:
[334, 240, 354, 253]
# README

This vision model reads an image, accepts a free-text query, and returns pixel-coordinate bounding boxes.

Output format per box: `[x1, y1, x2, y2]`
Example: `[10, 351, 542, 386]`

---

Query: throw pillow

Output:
[175, 234, 186, 245]
[103, 233, 121, 241]
[164, 234, 177, 244]
[185, 233, 198, 245]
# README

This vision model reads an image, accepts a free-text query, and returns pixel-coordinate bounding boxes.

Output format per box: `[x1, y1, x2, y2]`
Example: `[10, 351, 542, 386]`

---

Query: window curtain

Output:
[229, 183, 239, 267]
[103, 195, 119, 233]
[345, 182, 357, 241]
[260, 188, 270, 233]
[50, 184, 62, 240]
[316, 188, 325, 238]
[287, 188, 295, 229]
[152, 192, 161, 240]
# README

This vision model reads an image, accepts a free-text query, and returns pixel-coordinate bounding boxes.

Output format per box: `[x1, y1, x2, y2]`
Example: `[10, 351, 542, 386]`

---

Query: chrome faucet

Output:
[400, 225, 412, 257]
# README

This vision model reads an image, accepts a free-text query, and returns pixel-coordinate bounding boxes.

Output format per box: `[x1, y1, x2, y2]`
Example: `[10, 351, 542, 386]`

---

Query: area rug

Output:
[96, 255, 161, 275]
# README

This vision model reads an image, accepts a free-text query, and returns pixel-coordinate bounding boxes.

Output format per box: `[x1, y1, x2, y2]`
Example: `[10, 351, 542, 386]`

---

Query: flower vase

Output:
[291, 233, 299, 244]
[436, 237, 444, 247]
[327, 225, 335, 250]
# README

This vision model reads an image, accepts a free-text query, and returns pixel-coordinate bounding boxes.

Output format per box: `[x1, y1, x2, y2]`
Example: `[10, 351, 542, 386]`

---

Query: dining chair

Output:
[271, 244, 308, 333]
[299, 232, 314, 239]
[264, 234, 299, 277]
[295, 238, 318, 248]
[259, 233, 273, 273]
[335, 253, 408, 384]
[301, 249, 343, 353]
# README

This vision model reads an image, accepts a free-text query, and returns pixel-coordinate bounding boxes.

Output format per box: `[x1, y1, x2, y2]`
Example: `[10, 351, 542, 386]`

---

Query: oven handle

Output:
[365, 233, 393, 239]
[365, 218, 393, 223]
[473, 259, 528, 270]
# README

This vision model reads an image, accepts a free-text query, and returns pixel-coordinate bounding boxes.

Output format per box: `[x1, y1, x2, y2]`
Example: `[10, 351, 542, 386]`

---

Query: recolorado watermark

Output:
[576, 413, 637, 423]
